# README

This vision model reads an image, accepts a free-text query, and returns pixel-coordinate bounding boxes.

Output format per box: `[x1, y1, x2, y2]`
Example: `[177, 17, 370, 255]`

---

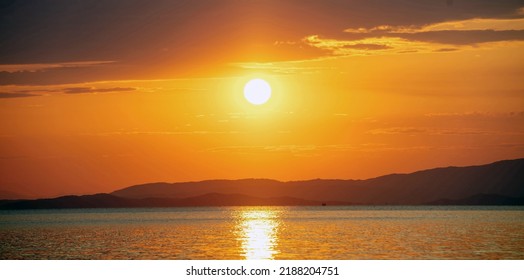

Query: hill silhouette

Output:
[1, 158, 523, 209]
[112, 158, 524, 205]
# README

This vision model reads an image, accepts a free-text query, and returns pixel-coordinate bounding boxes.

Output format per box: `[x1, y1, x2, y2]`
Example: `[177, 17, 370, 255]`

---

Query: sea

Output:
[1, 206, 523, 260]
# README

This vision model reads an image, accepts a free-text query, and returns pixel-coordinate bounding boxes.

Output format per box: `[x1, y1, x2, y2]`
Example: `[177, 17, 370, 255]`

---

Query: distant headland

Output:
[1, 158, 523, 209]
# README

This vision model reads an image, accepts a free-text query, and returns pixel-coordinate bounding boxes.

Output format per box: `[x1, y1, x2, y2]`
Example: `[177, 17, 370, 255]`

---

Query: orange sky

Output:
[1, 1, 523, 198]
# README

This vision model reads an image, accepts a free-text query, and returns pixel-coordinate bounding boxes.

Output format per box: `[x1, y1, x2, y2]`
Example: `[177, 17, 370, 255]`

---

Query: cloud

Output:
[82, 130, 243, 137]
[0, 61, 114, 73]
[0, 92, 38, 98]
[367, 125, 523, 136]
[391, 30, 524, 45]
[0, 86, 138, 98]
[303, 35, 435, 56]
[62, 87, 136, 94]
[344, 18, 524, 34]
[0, 61, 123, 86]
[206, 143, 453, 156]
[213, 142, 524, 154]
[434, 129, 492, 136]
[1, 1, 523, 82]
[414, 18, 524, 32]
[230, 61, 331, 74]
[436, 48, 459, 52]
[341, 43, 391, 50]
[301, 16, 524, 57]
[424, 111, 524, 119]
[208, 144, 366, 154]
[367, 127, 427, 135]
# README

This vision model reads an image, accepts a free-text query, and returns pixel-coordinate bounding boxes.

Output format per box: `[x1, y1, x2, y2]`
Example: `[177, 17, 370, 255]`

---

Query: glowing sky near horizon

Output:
[0, 0, 523, 198]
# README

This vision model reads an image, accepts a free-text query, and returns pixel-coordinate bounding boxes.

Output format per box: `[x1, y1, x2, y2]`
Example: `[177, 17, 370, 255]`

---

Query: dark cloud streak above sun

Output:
[0, 86, 136, 98]
[0, 92, 37, 98]
[62, 87, 136, 95]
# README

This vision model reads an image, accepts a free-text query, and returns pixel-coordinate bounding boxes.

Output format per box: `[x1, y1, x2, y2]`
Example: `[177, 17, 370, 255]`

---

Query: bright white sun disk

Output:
[244, 79, 271, 105]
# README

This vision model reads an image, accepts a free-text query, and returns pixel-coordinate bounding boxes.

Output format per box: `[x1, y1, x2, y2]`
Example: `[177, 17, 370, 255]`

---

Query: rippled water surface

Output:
[1, 206, 523, 259]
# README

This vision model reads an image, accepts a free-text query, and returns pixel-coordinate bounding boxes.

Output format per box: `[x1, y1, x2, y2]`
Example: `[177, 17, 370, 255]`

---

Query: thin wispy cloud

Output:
[82, 130, 244, 137]
[343, 18, 524, 34]
[367, 127, 427, 135]
[0, 92, 38, 98]
[367, 126, 523, 136]
[62, 87, 136, 94]
[424, 111, 524, 119]
[0, 86, 137, 98]
[0, 61, 114, 73]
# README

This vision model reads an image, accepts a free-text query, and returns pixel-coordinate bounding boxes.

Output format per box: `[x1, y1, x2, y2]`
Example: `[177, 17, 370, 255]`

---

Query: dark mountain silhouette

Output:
[428, 194, 524, 205]
[112, 158, 524, 205]
[1, 158, 523, 209]
[0, 194, 136, 209]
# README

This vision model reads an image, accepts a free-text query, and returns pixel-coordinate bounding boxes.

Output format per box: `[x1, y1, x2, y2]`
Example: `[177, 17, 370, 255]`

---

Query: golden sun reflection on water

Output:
[235, 208, 281, 260]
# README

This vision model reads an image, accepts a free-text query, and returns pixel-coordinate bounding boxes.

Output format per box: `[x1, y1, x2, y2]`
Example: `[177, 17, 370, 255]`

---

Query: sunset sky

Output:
[1, 0, 523, 198]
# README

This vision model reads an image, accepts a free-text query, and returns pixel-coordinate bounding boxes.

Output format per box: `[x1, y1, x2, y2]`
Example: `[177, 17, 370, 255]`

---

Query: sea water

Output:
[1, 206, 523, 259]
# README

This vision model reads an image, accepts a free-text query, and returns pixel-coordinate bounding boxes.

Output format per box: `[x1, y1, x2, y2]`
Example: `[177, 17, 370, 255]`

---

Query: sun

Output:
[244, 79, 271, 105]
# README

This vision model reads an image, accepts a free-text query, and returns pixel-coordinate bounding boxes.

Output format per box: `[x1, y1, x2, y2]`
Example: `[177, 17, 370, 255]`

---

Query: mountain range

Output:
[1, 158, 523, 209]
